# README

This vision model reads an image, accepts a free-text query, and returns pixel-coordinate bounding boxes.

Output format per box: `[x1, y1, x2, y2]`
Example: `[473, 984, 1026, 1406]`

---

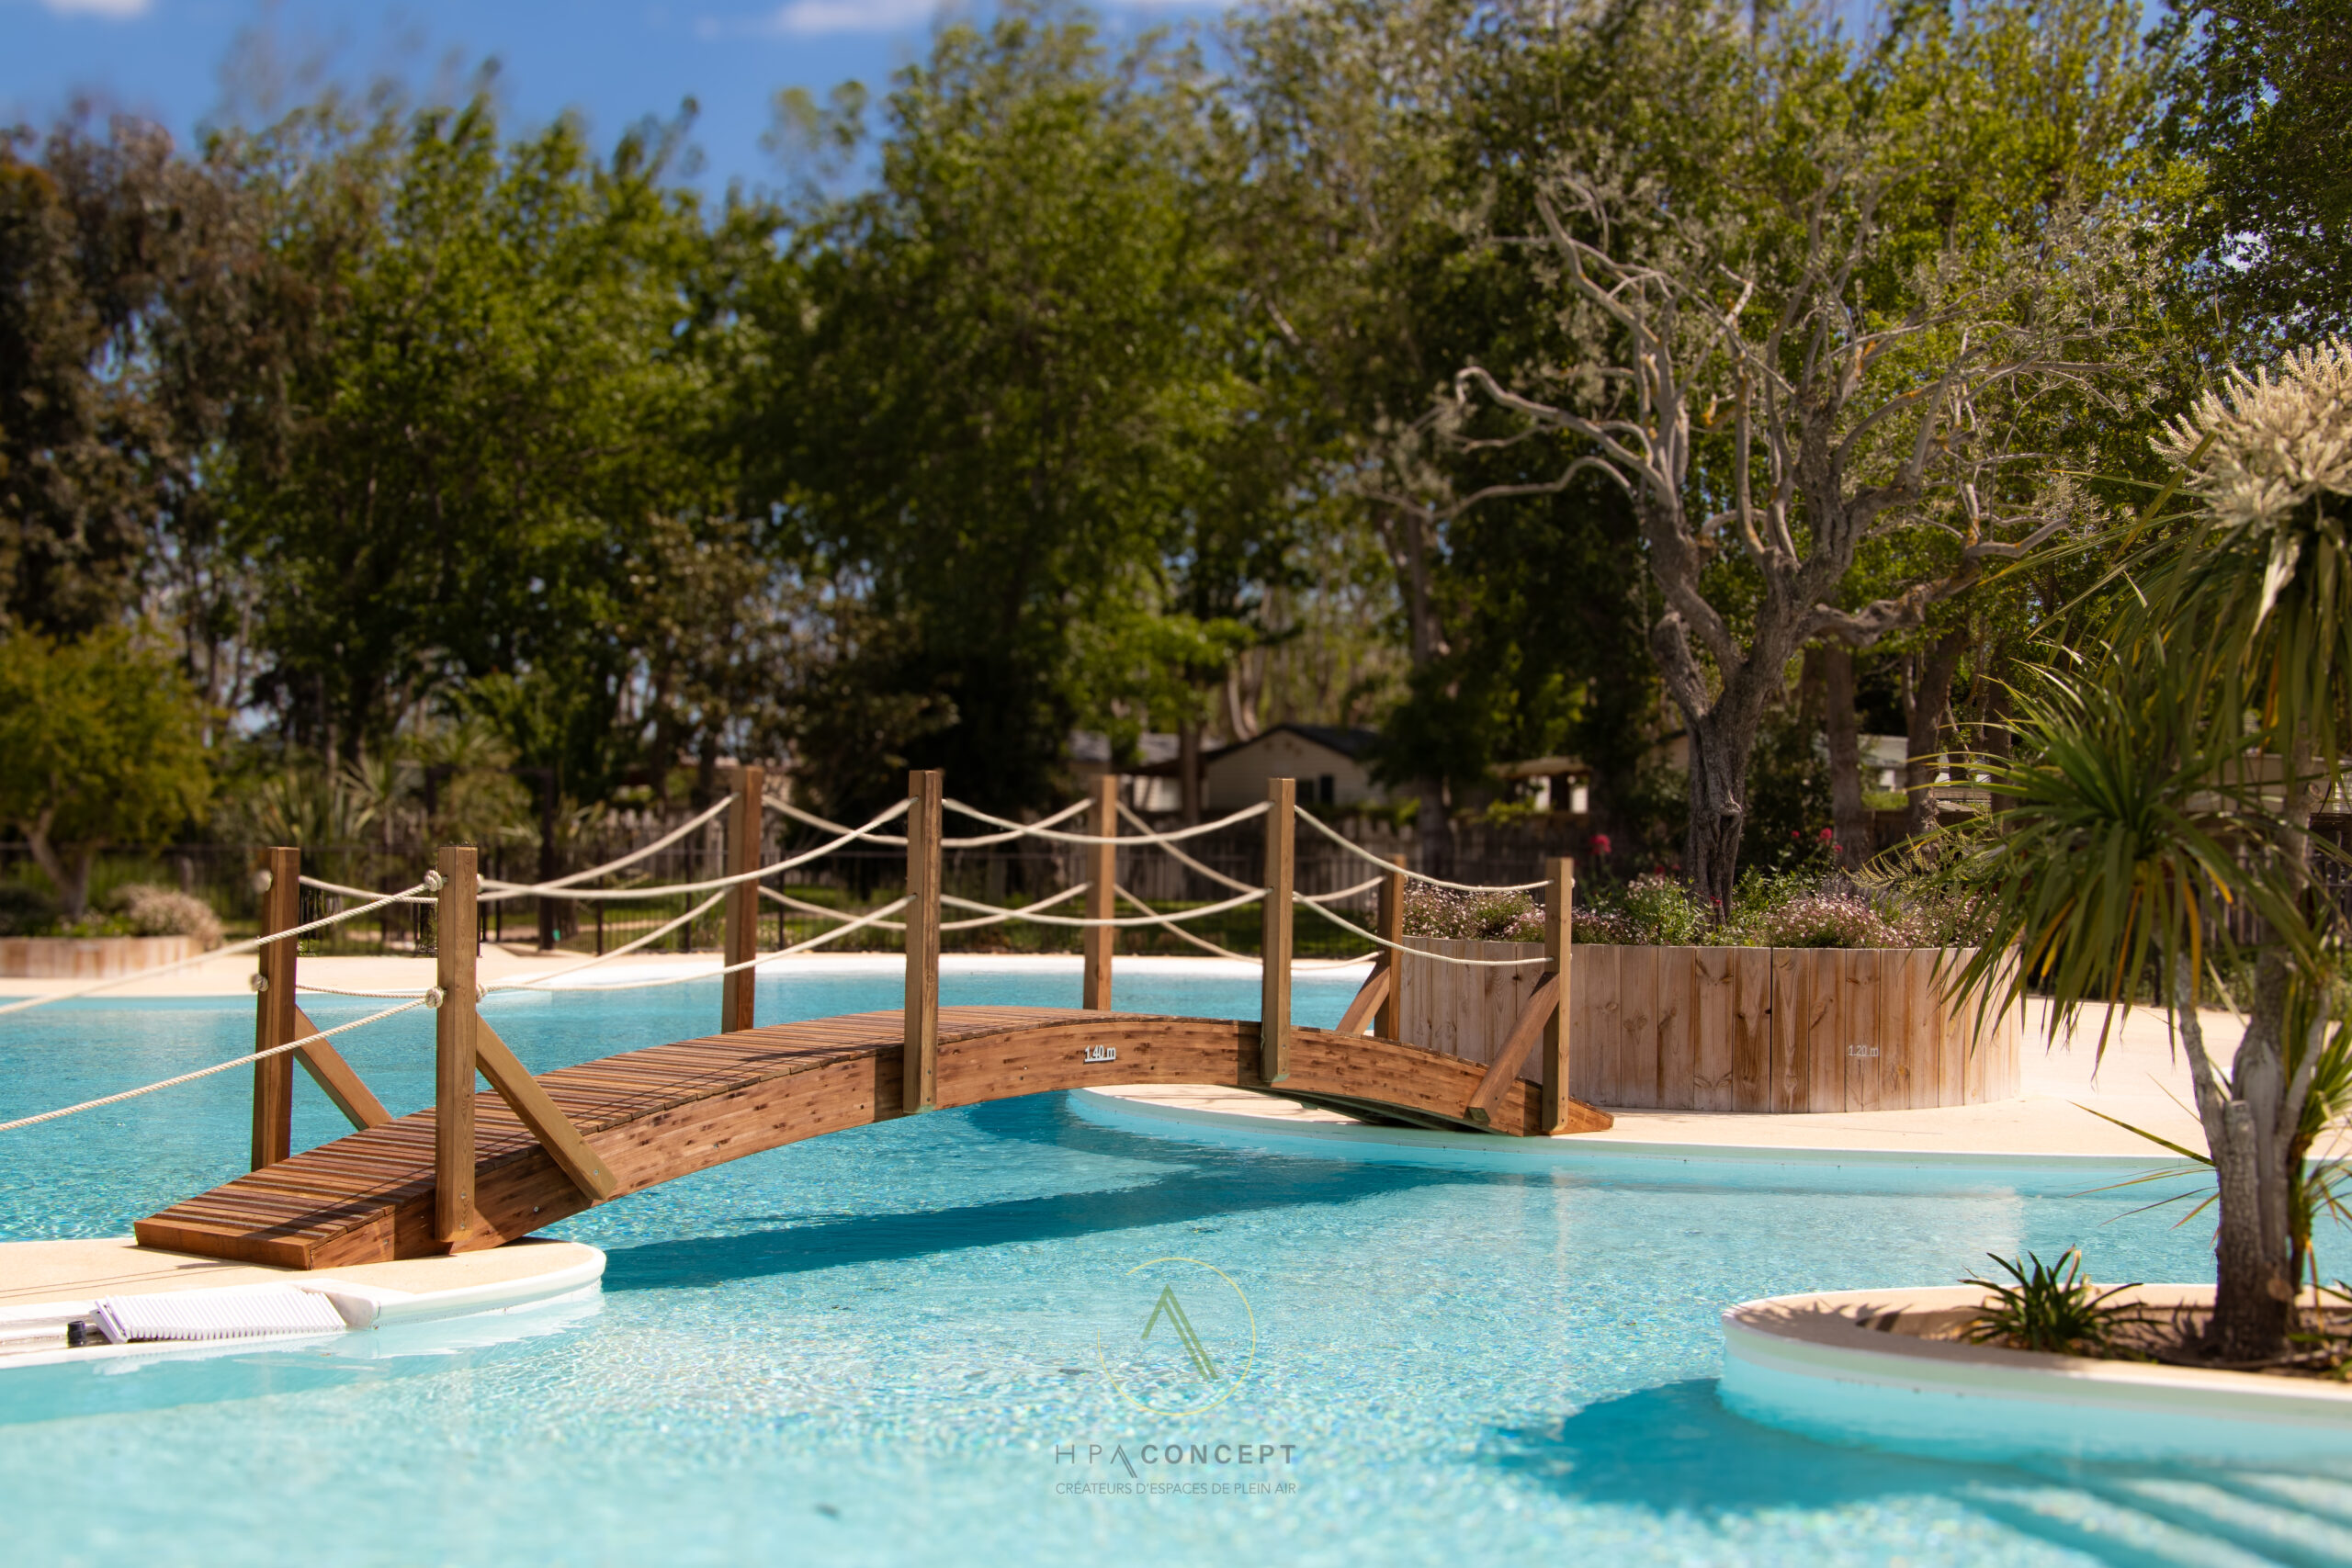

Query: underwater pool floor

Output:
[1, 967, 2345, 1566]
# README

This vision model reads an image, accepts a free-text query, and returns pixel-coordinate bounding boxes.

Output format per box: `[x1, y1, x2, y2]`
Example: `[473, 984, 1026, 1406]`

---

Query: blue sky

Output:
[3, 0, 1224, 197]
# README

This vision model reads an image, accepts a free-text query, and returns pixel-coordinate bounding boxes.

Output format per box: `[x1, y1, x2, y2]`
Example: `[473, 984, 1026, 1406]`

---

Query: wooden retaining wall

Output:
[0, 935, 198, 979]
[1396, 940, 2020, 1112]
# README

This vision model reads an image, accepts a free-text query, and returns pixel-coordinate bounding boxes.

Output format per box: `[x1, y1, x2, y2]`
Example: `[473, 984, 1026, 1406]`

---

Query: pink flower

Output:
[1591, 833, 1612, 857]
[1817, 827, 1835, 842]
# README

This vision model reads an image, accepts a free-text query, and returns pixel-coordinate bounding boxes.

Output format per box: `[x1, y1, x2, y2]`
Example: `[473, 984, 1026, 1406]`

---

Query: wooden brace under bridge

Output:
[138, 772, 1610, 1269]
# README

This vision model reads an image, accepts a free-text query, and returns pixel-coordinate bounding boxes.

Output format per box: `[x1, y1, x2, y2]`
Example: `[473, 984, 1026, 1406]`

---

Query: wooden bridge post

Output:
[721, 763, 765, 1033]
[1260, 777, 1295, 1083]
[1081, 773, 1117, 1010]
[903, 769, 943, 1113]
[1377, 854, 1405, 1040]
[1540, 856, 1575, 1134]
[250, 845, 300, 1169]
[435, 845, 479, 1244]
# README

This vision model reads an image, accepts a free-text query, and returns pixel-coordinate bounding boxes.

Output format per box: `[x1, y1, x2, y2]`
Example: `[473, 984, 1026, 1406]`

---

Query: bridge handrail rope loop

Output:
[490, 897, 915, 995]
[480, 795, 734, 895]
[1301, 874, 1385, 906]
[1289, 805, 1548, 894]
[0, 998, 430, 1134]
[482, 890, 729, 993]
[298, 801, 915, 906]
[0, 878, 434, 1019]
[765, 795, 911, 847]
[1114, 800, 1257, 895]
[936, 795, 1094, 848]
[939, 885, 1266, 930]
[940, 797, 1270, 847]
[1109, 886, 1374, 969]
[1294, 893, 1551, 966]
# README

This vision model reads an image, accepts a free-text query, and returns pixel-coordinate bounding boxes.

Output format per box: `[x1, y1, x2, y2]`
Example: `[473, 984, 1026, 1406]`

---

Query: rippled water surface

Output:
[1, 963, 2341, 1566]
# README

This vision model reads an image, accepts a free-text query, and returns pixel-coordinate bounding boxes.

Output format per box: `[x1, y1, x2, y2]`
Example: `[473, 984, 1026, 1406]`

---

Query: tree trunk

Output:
[2199, 952, 2300, 1360]
[24, 825, 95, 919]
[1177, 720, 1203, 826]
[1902, 628, 1968, 840]
[1821, 645, 1871, 870]
[1681, 708, 1759, 916]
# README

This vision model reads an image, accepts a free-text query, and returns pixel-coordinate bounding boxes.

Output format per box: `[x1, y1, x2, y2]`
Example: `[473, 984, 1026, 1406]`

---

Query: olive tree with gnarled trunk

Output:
[1453, 158, 2116, 909]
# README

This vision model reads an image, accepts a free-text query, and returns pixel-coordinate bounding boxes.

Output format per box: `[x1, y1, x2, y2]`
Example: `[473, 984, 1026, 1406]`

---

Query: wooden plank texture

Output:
[435, 845, 480, 1244]
[1690, 947, 1735, 1111]
[903, 770, 943, 1113]
[1260, 778, 1294, 1083]
[289, 1006, 392, 1131]
[251, 845, 300, 1169]
[1731, 948, 1771, 1112]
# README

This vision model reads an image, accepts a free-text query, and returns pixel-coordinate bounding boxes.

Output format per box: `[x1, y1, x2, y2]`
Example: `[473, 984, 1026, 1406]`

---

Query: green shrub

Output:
[0, 883, 60, 937]
[109, 883, 224, 948]
[1963, 1249, 2142, 1357]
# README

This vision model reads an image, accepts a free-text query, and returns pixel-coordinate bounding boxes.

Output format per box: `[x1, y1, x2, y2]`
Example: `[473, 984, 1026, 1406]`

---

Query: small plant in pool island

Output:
[1963, 1249, 2142, 1357]
[1939, 339, 2352, 1366]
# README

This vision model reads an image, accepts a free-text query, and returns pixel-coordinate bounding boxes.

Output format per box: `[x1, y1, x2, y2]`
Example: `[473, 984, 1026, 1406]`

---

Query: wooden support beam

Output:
[720, 763, 765, 1034]
[1259, 776, 1295, 1084]
[1080, 773, 1117, 1010]
[250, 845, 300, 1170]
[1541, 855, 1576, 1134]
[1464, 972, 1561, 1127]
[1376, 854, 1405, 1040]
[435, 845, 479, 1245]
[902, 769, 943, 1114]
[1335, 963, 1391, 1036]
[289, 1006, 391, 1131]
[475, 1018, 616, 1201]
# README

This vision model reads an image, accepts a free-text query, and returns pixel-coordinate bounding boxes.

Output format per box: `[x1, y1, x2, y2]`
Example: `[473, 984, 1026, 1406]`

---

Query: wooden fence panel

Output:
[1842, 951, 1884, 1111]
[1691, 947, 1736, 1111]
[1731, 948, 1772, 1112]
[1655, 947, 1694, 1110]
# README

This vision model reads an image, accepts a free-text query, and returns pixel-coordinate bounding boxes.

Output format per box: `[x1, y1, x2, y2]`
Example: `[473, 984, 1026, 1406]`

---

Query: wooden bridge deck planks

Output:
[137, 1006, 1610, 1270]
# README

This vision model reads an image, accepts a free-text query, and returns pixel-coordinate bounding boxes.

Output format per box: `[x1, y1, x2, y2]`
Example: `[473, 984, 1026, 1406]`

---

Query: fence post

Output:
[721, 764, 765, 1034]
[1260, 777, 1295, 1084]
[435, 844, 479, 1245]
[250, 845, 300, 1170]
[1081, 773, 1117, 1010]
[1541, 856, 1575, 1134]
[903, 769, 943, 1114]
[1377, 853, 1405, 1040]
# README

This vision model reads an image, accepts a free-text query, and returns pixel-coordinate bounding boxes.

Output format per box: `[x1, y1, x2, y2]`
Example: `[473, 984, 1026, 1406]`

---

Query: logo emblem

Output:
[1095, 1257, 1256, 1415]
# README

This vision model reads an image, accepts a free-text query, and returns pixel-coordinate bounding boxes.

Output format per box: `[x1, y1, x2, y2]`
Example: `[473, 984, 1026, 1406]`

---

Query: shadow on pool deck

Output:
[1490, 1380, 2344, 1567]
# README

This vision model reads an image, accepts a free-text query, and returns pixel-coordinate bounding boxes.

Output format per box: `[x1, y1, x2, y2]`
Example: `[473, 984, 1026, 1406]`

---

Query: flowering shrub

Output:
[1399, 885, 1545, 942]
[109, 883, 225, 949]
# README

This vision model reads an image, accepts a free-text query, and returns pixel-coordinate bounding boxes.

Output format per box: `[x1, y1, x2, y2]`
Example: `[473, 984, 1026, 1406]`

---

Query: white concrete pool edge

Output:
[0, 1238, 605, 1371]
[1719, 1284, 2352, 1462]
[1066, 1085, 2184, 1179]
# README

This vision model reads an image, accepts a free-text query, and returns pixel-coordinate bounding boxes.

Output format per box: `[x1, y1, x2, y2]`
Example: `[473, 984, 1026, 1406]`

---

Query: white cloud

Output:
[40, 0, 153, 17]
[766, 0, 939, 37]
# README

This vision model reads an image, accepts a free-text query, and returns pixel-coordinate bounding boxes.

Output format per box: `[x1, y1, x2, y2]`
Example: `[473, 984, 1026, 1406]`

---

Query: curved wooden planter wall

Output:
[1398, 939, 2020, 1113]
[0, 935, 198, 980]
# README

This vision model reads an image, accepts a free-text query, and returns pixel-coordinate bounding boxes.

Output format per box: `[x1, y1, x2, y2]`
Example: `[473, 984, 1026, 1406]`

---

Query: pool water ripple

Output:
[0, 966, 2338, 1565]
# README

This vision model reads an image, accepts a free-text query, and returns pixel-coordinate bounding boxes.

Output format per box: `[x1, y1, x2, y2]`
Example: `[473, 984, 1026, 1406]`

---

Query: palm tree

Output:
[1949, 340, 2352, 1362]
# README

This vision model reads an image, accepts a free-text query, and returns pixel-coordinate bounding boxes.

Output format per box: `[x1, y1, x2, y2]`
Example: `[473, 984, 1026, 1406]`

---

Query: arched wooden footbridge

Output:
[124, 770, 1609, 1270]
[137, 1005, 1610, 1269]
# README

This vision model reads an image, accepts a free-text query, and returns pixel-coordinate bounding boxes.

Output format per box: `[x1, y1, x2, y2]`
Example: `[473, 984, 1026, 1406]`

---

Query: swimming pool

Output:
[3, 961, 2343, 1565]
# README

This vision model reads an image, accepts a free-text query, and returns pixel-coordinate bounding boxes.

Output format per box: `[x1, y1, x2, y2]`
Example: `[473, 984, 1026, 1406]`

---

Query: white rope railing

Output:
[938, 885, 1267, 929]
[300, 802, 914, 907]
[1108, 887, 1374, 969]
[483, 891, 726, 993]
[493, 897, 915, 994]
[943, 797, 1270, 847]
[0, 998, 431, 1134]
[1295, 895, 1550, 966]
[480, 795, 734, 897]
[0, 878, 435, 1019]
[1301, 874, 1385, 906]
[940, 796, 1093, 849]
[1114, 800, 1258, 895]
[767, 796, 910, 847]
[1290, 806, 1548, 893]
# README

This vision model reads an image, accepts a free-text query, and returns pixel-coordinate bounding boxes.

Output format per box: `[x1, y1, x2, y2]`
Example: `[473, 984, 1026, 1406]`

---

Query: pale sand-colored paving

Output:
[1100, 998, 2330, 1161]
[0, 1236, 599, 1309]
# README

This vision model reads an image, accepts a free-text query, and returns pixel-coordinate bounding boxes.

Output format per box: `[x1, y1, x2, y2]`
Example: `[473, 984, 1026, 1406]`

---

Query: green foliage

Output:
[1963, 1249, 2143, 1356]
[1398, 885, 1544, 942]
[0, 626, 214, 916]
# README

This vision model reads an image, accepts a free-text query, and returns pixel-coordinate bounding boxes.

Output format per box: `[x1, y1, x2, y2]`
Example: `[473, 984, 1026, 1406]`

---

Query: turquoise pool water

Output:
[1, 964, 2344, 1566]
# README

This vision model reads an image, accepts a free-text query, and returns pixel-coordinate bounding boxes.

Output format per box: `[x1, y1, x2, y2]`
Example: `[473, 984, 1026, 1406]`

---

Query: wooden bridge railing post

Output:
[903, 769, 943, 1114]
[1377, 854, 1405, 1040]
[251, 845, 300, 1170]
[1541, 856, 1575, 1134]
[435, 844, 479, 1245]
[1081, 773, 1117, 1010]
[721, 763, 765, 1034]
[1260, 776, 1295, 1084]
